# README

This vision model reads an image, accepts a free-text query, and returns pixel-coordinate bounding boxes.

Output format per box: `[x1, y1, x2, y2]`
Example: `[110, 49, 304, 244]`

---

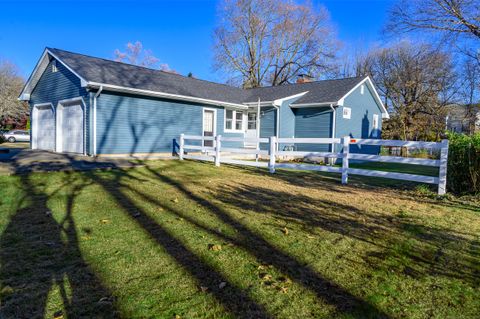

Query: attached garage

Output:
[56, 98, 85, 154]
[32, 103, 55, 151]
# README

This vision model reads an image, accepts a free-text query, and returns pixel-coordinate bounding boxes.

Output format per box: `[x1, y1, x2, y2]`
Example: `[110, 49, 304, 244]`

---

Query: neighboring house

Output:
[446, 104, 480, 134]
[19, 48, 388, 157]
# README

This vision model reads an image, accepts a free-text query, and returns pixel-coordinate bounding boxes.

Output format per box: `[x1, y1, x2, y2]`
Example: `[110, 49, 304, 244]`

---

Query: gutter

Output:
[93, 86, 103, 156]
[87, 82, 248, 110]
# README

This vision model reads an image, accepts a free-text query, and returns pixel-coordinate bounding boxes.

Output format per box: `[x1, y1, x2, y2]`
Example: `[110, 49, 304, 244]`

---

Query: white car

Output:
[3, 130, 30, 143]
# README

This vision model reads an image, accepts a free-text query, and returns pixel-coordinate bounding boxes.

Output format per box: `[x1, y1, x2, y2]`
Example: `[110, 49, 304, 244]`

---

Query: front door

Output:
[245, 111, 257, 148]
[203, 109, 215, 147]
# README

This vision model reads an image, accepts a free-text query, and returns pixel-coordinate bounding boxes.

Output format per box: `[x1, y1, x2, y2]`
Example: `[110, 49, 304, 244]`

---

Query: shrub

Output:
[446, 132, 480, 194]
[0, 135, 5, 144]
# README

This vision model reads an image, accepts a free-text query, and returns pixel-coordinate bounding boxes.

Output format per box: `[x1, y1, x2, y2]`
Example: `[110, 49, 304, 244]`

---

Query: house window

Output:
[52, 60, 58, 73]
[360, 84, 365, 95]
[247, 112, 257, 130]
[372, 114, 379, 137]
[225, 110, 244, 132]
[342, 107, 351, 119]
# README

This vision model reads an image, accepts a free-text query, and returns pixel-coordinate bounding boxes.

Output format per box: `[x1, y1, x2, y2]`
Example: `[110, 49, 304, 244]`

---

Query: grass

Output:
[0, 160, 479, 318]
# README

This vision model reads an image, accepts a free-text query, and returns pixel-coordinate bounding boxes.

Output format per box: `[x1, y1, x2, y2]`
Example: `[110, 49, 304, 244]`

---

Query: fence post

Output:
[269, 136, 276, 173]
[179, 134, 184, 160]
[438, 139, 449, 195]
[342, 136, 350, 184]
[215, 135, 221, 167]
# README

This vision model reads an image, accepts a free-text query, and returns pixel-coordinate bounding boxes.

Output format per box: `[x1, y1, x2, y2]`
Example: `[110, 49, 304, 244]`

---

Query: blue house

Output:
[19, 48, 388, 157]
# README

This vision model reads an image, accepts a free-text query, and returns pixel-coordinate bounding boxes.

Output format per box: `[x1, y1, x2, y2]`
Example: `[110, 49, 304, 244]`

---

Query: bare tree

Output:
[355, 42, 458, 141]
[114, 41, 177, 73]
[387, 0, 480, 64]
[461, 59, 480, 132]
[213, 0, 338, 88]
[0, 60, 27, 128]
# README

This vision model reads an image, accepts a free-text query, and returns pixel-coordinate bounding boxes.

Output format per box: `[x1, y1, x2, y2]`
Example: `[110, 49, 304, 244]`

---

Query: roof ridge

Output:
[246, 76, 367, 90]
[47, 47, 244, 91]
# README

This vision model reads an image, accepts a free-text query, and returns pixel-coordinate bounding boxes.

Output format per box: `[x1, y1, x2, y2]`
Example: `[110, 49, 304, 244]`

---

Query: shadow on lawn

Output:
[0, 163, 118, 318]
[112, 163, 392, 318]
[214, 182, 480, 287]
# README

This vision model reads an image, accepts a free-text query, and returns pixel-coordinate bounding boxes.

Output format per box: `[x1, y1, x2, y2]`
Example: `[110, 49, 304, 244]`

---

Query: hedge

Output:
[447, 132, 480, 194]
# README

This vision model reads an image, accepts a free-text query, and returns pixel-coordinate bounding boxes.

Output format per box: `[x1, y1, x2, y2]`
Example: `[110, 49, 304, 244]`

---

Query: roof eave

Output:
[87, 82, 248, 110]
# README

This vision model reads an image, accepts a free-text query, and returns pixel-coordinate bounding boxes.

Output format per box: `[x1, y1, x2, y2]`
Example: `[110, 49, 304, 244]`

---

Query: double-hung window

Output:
[225, 110, 244, 132]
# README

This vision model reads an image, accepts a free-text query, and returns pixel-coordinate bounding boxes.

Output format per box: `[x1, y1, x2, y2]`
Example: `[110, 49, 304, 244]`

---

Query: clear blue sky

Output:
[0, 0, 394, 82]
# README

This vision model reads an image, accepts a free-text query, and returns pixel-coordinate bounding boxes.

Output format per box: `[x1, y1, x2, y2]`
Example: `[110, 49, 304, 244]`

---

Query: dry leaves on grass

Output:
[208, 244, 222, 251]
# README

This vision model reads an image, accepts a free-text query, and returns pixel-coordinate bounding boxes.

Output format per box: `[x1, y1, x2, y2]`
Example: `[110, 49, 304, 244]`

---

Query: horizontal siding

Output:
[335, 83, 382, 155]
[259, 107, 276, 150]
[95, 92, 242, 154]
[293, 107, 332, 152]
[29, 58, 90, 153]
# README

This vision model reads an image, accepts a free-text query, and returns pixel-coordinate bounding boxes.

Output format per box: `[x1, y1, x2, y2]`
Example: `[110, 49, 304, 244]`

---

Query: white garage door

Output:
[59, 103, 84, 154]
[33, 105, 55, 151]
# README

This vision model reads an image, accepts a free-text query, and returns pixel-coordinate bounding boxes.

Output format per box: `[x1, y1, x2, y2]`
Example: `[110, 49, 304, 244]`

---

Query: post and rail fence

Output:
[177, 133, 449, 195]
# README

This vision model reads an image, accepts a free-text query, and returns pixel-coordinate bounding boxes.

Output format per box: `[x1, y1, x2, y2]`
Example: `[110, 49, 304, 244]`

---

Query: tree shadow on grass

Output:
[0, 166, 119, 318]
[123, 163, 391, 318]
[213, 182, 480, 288]
[85, 169, 271, 318]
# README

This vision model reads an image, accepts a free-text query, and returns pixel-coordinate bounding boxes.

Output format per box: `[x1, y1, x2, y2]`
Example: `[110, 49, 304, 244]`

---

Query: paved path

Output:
[0, 143, 144, 175]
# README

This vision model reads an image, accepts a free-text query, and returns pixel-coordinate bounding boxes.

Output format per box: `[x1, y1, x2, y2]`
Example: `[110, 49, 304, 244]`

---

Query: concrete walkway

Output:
[0, 143, 144, 175]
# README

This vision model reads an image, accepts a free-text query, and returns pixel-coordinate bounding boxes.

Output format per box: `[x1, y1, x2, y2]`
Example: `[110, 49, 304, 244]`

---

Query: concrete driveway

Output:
[0, 143, 143, 175]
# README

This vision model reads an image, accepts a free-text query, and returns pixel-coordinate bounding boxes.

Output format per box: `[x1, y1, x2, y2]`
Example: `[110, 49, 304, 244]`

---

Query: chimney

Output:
[296, 74, 313, 84]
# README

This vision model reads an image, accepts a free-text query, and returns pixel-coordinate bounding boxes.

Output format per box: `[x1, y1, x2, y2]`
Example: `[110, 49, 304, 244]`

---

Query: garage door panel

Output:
[34, 106, 55, 151]
[59, 103, 84, 154]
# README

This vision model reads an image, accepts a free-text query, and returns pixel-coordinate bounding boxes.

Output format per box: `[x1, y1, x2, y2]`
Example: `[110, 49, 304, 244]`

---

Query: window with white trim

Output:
[342, 107, 351, 119]
[225, 110, 244, 132]
[360, 84, 365, 95]
[372, 114, 379, 137]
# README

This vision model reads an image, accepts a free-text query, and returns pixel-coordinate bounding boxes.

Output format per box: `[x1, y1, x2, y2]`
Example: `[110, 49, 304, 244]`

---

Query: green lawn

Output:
[0, 160, 479, 318]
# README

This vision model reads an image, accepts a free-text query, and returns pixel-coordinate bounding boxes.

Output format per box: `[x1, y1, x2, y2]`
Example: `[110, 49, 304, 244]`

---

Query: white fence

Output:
[178, 134, 449, 195]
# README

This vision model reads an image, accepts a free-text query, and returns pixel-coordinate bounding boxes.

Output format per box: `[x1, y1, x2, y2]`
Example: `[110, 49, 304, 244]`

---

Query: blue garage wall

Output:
[259, 107, 276, 150]
[29, 58, 90, 152]
[335, 82, 384, 154]
[95, 91, 242, 155]
[293, 107, 333, 152]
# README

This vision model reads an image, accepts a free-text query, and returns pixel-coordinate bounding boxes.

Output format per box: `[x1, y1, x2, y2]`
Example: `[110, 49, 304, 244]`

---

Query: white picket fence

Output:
[178, 134, 449, 195]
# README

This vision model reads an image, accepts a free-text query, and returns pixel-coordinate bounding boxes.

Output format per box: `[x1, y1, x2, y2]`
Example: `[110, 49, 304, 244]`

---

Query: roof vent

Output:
[296, 74, 313, 84]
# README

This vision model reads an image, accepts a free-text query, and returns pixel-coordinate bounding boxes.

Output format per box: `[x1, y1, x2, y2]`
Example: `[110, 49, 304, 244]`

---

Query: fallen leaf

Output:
[172, 198, 179, 203]
[208, 244, 222, 251]
[306, 235, 315, 239]
[199, 286, 209, 292]
[278, 286, 288, 293]
[219, 282, 227, 289]
[282, 227, 289, 235]
[100, 219, 109, 224]
[1, 285, 14, 296]
[259, 273, 272, 281]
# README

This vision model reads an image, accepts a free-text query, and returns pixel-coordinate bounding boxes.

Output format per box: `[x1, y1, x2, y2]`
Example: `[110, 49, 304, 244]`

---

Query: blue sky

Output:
[0, 0, 394, 81]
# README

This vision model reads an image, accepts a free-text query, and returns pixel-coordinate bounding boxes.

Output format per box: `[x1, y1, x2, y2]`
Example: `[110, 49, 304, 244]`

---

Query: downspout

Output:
[93, 86, 103, 156]
[329, 103, 336, 153]
[272, 104, 280, 151]
[256, 98, 261, 162]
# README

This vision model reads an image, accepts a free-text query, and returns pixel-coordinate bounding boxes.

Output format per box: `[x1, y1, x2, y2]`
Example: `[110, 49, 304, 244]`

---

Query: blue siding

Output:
[95, 92, 242, 155]
[294, 107, 332, 152]
[29, 58, 90, 152]
[259, 107, 276, 150]
[335, 83, 383, 154]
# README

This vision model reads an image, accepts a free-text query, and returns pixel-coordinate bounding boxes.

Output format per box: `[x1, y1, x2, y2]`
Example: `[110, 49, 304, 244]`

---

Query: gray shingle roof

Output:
[48, 48, 365, 105]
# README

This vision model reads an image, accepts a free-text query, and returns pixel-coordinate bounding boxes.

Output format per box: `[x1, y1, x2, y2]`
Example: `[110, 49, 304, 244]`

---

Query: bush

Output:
[447, 132, 480, 194]
[0, 135, 5, 144]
